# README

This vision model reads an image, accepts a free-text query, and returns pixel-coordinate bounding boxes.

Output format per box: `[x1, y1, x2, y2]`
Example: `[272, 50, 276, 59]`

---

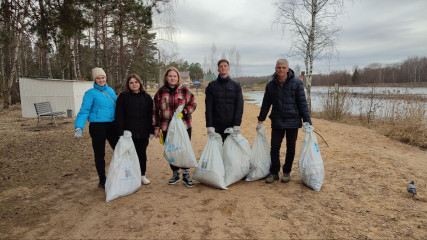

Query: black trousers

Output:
[163, 128, 192, 172]
[133, 138, 149, 175]
[270, 128, 299, 175]
[214, 125, 231, 144]
[89, 122, 119, 183]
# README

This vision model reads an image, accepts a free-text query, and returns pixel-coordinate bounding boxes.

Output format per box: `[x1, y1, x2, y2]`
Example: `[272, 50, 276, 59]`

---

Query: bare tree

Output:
[228, 45, 241, 78]
[1, 0, 29, 109]
[209, 43, 218, 73]
[235, 50, 241, 77]
[294, 64, 301, 77]
[151, 0, 179, 46]
[203, 56, 208, 73]
[274, 0, 344, 112]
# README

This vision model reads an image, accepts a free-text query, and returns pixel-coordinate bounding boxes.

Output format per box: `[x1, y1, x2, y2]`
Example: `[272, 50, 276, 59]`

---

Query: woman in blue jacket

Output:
[74, 67, 119, 189]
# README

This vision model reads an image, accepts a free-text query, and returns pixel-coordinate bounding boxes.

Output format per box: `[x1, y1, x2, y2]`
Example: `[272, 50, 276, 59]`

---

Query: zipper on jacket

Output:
[136, 94, 139, 136]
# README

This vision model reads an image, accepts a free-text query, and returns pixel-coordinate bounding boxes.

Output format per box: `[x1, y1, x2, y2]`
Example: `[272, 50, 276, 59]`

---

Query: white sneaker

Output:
[141, 175, 151, 185]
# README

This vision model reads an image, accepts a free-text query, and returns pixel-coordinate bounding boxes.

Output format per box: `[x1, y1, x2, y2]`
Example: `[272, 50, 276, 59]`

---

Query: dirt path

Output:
[1, 94, 426, 239]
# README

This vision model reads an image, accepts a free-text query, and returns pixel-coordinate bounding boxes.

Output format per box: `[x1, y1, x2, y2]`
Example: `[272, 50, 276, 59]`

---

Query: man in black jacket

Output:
[257, 59, 312, 184]
[205, 59, 244, 141]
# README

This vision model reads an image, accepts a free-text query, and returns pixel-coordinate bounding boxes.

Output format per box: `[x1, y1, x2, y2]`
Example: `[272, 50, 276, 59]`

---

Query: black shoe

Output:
[183, 174, 195, 188]
[168, 171, 180, 185]
[98, 182, 105, 189]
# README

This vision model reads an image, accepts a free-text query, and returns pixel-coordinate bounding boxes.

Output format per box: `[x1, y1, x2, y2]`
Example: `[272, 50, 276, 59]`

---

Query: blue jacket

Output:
[75, 82, 117, 130]
[258, 69, 311, 129]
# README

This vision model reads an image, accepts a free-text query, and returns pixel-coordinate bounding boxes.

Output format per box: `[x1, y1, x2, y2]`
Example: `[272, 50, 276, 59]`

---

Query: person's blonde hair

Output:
[163, 67, 181, 86]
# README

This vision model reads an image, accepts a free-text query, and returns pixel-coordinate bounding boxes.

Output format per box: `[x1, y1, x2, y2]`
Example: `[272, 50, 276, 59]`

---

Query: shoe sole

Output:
[265, 180, 278, 184]
[183, 181, 194, 188]
[168, 179, 181, 185]
[281, 175, 290, 183]
[142, 181, 151, 185]
[265, 175, 279, 184]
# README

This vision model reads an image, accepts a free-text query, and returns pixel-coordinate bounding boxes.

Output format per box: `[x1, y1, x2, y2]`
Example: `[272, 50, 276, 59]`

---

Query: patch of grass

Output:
[312, 88, 427, 149]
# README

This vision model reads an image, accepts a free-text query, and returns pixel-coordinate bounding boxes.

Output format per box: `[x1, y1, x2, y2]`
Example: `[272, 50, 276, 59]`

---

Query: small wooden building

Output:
[19, 77, 93, 118]
[180, 71, 191, 82]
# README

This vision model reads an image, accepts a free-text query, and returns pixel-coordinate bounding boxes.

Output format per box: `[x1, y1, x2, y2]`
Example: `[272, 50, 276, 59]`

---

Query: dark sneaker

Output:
[265, 173, 279, 183]
[183, 174, 195, 188]
[168, 171, 180, 185]
[281, 173, 290, 183]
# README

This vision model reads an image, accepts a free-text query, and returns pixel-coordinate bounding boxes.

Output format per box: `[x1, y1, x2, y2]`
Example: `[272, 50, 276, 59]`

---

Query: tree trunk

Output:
[76, 37, 81, 79]
[102, 15, 110, 84]
[3, 33, 22, 109]
[69, 37, 78, 80]
[94, 10, 99, 66]
[119, 0, 125, 89]
[38, 46, 43, 76]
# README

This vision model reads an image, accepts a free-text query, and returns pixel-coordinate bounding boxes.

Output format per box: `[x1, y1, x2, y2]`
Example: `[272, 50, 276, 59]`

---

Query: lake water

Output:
[244, 86, 427, 118]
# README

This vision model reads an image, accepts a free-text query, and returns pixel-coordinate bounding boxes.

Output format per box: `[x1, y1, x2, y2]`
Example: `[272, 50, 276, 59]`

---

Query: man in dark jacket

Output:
[205, 59, 244, 141]
[257, 59, 312, 184]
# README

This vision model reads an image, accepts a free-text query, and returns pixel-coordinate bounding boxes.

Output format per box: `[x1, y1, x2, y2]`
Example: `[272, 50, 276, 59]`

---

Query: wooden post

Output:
[334, 83, 339, 118]
[301, 71, 306, 88]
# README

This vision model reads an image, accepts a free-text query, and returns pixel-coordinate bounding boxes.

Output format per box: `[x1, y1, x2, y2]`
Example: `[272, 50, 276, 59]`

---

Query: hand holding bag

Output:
[164, 105, 197, 168]
[298, 123, 325, 191]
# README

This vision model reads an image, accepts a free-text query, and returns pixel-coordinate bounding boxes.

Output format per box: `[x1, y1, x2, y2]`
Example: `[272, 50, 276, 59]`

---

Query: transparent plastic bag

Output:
[222, 128, 251, 186]
[193, 133, 227, 189]
[245, 126, 271, 181]
[164, 105, 197, 168]
[298, 123, 324, 191]
[105, 131, 141, 202]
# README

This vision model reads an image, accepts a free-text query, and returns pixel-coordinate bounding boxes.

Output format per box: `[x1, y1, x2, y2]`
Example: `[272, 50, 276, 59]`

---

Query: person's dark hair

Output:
[123, 74, 145, 93]
[217, 59, 229, 67]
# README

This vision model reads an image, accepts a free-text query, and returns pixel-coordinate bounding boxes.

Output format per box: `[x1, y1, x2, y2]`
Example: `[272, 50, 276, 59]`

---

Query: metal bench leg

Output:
[51, 116, 57, 126]
[37, 116, 40, 128]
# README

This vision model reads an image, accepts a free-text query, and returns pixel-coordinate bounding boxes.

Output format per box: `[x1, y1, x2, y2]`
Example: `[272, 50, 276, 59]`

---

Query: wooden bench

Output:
[34, 102, 67, 127]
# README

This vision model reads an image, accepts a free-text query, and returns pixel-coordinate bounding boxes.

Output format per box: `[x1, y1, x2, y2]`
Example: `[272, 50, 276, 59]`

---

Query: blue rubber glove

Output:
[207, 127, 215, 137]
[233, 126, 240, 135]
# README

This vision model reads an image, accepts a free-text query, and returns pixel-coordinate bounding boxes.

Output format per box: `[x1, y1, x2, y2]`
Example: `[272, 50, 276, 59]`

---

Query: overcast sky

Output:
[164, 0, 427, 77]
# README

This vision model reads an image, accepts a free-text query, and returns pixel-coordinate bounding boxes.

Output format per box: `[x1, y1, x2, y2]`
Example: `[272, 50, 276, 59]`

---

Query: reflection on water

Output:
[244, 86, 427, 118]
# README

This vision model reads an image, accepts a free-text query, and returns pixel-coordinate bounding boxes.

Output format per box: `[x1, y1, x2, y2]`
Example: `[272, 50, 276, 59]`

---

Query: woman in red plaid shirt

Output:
[153, 67, 197, 187]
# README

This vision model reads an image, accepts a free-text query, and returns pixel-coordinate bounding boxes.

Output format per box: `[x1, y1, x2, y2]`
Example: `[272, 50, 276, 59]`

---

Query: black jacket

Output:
[205, 75, 244, 129]
[258, 69, 312, 129]
[115, 91, 154, 139]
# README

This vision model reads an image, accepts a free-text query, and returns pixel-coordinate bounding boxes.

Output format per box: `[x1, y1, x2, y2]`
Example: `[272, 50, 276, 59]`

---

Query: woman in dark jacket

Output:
[115, 74, 154, 185]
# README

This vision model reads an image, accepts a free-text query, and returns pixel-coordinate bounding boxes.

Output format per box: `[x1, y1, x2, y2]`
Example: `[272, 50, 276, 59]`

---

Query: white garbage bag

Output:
[105, 131, 141, 202]
[245, 126, 271, 181]
[164, 105, 197, 168]
[298, 122, 325, 191]
[222, 128, 251, 186]
[193, 133, 227, 190]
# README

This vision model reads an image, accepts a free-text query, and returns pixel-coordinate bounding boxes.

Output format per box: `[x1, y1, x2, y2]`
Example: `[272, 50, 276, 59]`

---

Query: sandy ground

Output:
[0, 93, 426, 239]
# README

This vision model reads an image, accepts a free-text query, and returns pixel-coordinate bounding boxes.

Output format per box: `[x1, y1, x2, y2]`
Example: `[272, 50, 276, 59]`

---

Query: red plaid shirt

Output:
[152, 85, 197, 132]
